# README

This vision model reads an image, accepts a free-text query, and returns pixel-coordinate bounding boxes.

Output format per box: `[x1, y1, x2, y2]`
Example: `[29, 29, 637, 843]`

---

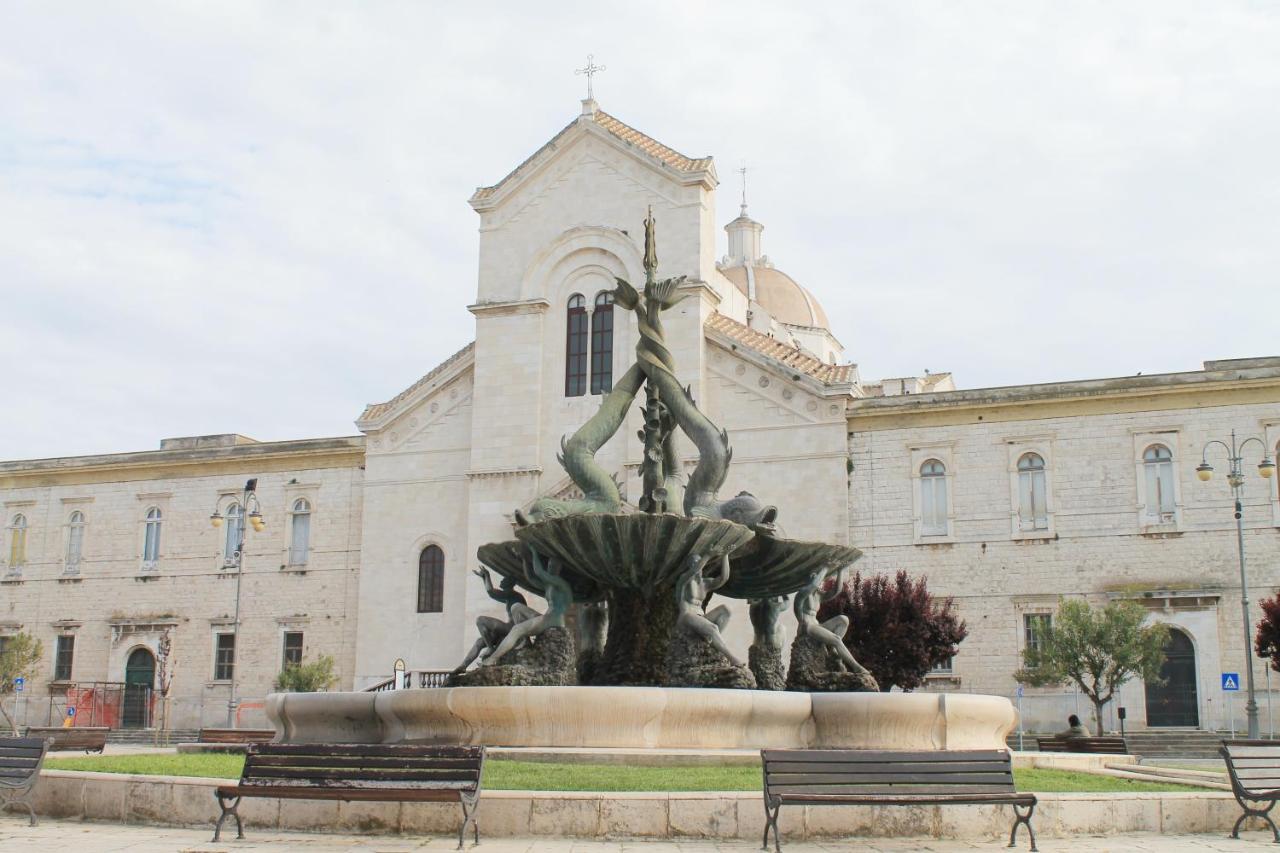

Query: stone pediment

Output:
[356, 344, 475, 437]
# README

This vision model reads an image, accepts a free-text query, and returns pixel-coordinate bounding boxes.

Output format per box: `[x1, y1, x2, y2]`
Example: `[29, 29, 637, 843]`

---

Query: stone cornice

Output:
[467, 298, 552, 319]
[466, 466, 542, 480]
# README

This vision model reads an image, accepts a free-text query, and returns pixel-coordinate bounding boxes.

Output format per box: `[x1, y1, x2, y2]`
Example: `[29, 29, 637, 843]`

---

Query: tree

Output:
[817, 570, 968, 692]
[1014, 598, 1168, 734]
[1255, 594, 1280, 672]
[274, 655, 337, 693]
[0, 632, 43, 735]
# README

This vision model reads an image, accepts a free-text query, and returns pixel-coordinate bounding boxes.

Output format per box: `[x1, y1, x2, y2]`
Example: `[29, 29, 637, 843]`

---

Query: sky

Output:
[2, 1, 1278, 460]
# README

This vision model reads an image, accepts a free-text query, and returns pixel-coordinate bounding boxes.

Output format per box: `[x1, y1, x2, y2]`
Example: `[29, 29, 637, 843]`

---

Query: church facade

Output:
[3, 99, 1278, 733]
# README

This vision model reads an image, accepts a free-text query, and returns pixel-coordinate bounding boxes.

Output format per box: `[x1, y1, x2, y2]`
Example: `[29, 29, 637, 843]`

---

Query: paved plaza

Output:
[3, 820, 1280, 852]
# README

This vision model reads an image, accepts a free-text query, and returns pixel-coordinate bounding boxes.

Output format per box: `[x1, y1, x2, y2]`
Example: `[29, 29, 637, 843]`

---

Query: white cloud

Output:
[1, 1, 1277, 458]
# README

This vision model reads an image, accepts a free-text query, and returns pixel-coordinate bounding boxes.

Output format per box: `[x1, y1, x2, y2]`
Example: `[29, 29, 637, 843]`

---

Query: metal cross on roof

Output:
[575, 54, 606, 100]
[737, 164, 748, 213]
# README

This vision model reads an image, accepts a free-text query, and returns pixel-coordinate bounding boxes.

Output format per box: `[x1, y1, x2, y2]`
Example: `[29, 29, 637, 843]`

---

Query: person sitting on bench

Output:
[1058, 714, 1091, 737]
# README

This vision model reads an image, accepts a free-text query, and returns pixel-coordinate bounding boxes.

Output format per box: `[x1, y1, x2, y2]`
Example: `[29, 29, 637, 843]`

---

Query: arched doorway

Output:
[1145, 628, 1199, 727]
[122, 647, 156, 729]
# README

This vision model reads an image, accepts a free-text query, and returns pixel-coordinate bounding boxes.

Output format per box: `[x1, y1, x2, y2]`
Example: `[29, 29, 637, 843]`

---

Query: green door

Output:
[123, 648, 156, 728]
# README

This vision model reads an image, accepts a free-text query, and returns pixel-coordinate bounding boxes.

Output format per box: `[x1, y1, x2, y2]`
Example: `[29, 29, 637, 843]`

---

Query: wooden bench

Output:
[0, 736, 52, 825]
[1221, 739, 1280, 842]
[1035, 735, 1128, 754]
[212, 743, 485, 848]
[198, 728, 276, 745]
[761, 748, 1037, 852]
[24, 726, 108, 753]
[1035, 735, 1069, 752]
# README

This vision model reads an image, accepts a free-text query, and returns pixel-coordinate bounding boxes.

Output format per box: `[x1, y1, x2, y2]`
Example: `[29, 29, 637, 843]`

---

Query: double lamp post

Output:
[210, 479, 266, 728]
[1197, 432, 1276, 740]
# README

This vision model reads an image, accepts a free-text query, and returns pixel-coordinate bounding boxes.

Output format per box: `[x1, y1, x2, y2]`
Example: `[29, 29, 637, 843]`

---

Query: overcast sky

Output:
[2, 2, 1277, 460]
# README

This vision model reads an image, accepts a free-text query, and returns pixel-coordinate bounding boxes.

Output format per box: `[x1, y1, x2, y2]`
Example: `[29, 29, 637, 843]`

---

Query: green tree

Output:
[1014, 598, 1168, 734]
[0, 632, 43, 735]
[274, 655, 337, 693]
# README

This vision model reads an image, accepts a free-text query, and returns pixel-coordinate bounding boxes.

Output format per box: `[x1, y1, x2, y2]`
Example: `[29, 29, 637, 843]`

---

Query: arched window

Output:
[417, 545, 445, 613]
[920, 460, 948, 536]
[289, 498, 311, 566]
[565, 294, 588, 397]
[7, 514, 26, 568]
[590, 291, 614, 394]
[224, 503, 244, 564]
[142, 507, 162, 568]
[66, 511, 85, 571]
[1017, 453, 1048, 530]
[1143, 444, 1176, 521]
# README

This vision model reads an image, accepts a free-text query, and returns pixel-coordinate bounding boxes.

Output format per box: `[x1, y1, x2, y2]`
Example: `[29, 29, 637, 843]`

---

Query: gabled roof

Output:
[705, 313, 856, 385]
[470, 105, 714, 204]
[357, 342, 475, 425]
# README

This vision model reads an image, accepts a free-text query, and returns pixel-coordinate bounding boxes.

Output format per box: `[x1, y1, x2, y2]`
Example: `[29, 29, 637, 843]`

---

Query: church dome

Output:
[720, 264, 830, 330]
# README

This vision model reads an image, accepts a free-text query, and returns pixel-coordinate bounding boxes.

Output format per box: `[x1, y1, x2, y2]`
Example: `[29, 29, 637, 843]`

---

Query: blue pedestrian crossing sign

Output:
[1222, 672, 1241, 691]
[12, 677, 22, 692]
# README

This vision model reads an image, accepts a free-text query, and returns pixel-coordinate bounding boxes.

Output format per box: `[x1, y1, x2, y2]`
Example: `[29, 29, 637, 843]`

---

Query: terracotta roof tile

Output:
[358, 342, 475, 423]
[704, 313, 855, 384]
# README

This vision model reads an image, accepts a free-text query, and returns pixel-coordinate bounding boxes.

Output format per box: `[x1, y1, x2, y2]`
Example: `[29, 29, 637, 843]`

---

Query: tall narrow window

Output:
[289, 499, 311, 566]
[142, 507, 162, 568]
[565, 294, 588, 397]
[7, 514, 26, 568]
[920, 460, 948, 536]
[214, 633, 236, 681]
[282, 631, 304, 667]
[54, 635, 75, 681]
[1017, 453, 1048, 530]
[66, 511, 85, 572]
[223, 503, 243, 564]
[1143, 444, 1176, 521]
[1024, 613, 1052, 655]
[417, 545, 445, 613]
[589, 291, 614, 394]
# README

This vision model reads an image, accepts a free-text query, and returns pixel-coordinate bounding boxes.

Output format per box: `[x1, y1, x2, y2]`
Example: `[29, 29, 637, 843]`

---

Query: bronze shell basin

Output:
[503, 512, 755, 592]
[719, 532, 863, 600]
[475, 539, 602, 601]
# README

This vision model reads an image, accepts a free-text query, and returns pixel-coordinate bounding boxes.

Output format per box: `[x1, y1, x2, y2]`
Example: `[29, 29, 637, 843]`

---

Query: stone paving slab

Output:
[3, 819, 1280, 852]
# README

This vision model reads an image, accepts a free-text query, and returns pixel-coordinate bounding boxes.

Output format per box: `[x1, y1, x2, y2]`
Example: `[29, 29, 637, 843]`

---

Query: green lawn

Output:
[45, 753, 1188, 793]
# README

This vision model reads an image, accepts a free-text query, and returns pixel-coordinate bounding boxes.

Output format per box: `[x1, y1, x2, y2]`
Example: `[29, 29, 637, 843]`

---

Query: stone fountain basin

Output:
[266, 687, 1016, 751]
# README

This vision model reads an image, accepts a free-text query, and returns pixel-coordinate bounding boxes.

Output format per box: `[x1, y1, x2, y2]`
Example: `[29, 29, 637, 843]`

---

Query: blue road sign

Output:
[1222, 672, 1241, 691]
[1016, 684, 1024, 698]
[13, 677, 23, 692]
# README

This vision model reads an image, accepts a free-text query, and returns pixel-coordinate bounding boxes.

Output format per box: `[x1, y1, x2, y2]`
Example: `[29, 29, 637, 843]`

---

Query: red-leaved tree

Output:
[1256, 595, 1280, 673]
[817, 570, 968, 692]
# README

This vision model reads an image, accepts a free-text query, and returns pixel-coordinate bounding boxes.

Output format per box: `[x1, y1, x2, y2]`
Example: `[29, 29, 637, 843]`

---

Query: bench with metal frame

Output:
[24, 726, 108, 753]
[198, 728, 276, 745]
[212, 743, 485, 848]
[761, 748, 1037, 852]
[1221, 739, 1280, 842]
[1035, 735, 1128, 755]
[0, 736, 52, 825]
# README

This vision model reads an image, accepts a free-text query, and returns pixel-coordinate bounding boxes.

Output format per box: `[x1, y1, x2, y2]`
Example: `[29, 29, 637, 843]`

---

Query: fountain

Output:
[267, 211, 1017, 751]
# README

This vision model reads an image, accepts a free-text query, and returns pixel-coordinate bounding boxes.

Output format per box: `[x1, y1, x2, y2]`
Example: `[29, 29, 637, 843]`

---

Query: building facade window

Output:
[589, 291, 614, 394]
[288, 499, 311, 566]
[920, 460, 949, 536]
[1143, 444, 1177, 522]
[282, 631, 304, 667]
[65, 511, 85, 572]
[7, 514, 26, 568]
[417, 545, 445, 613]
[214, 632, 236, 681]
[142, 507, 162, 569]
[1023, 613, 1052, 655]
[929, 658, 954, 674]
[54, 634, 75, 681]
[223, 503, 243, 565]
[1017, 453, 1049, 530]
[565, 294, 588, 397]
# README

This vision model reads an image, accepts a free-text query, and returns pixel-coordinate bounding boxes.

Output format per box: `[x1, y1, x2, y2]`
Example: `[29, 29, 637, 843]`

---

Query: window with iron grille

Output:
[214, 632, 235, 681]
[565, 294, 588, 397]
[417, 545, 445, 613]
[54, 635, 75, 681]
[282, 631, 304, 667]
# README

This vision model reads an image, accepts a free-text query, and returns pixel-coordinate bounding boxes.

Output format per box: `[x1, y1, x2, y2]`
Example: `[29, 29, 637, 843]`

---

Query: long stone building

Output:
[3, 97, 1278, 733]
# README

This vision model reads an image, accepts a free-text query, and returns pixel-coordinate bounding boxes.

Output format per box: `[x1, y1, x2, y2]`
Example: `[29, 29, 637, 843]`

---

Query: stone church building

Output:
[3, 98, 1278, 733]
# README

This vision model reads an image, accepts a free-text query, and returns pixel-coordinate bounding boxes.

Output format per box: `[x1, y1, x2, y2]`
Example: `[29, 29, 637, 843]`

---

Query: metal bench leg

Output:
[762, 802, 782, 853]
[1009, 803, 1037, 852]
[458, 795, 480, 849]
[211, 793, 243, 842]
[0, 794, 38, 827]
[1230, 797, 1280, 843]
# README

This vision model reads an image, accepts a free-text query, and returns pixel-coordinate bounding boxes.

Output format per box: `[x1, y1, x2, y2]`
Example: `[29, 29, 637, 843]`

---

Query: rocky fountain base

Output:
[265, 687, 1017, 751]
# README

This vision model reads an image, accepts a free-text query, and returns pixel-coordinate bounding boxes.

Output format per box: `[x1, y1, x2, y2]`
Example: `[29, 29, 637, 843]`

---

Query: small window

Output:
[214, 633, 236, 681]
[565, 294, 588, 397]
[142, 507, 162, 568]
[223, 503, 244, 564]
[1017, 453, 1049, 531]
[54, 635, 75, 681]
[417, 545, 445, 613]
[1024, 613, 1052, 655]
[1143, 444, 1176, 521]
[288, 499, 311, 566]
[282, 631, 304, 667]
[66, 511, 85, 571]
[920, 460, 949, 536]
[7, 514, 27, 568]
[929, 658, 954, 674]
[589, 292, 614, 394]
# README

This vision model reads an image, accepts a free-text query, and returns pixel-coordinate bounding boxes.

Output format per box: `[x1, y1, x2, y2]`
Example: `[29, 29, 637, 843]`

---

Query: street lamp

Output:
[209, 478, 266, 728]
[1198, 431, 1276, 739]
